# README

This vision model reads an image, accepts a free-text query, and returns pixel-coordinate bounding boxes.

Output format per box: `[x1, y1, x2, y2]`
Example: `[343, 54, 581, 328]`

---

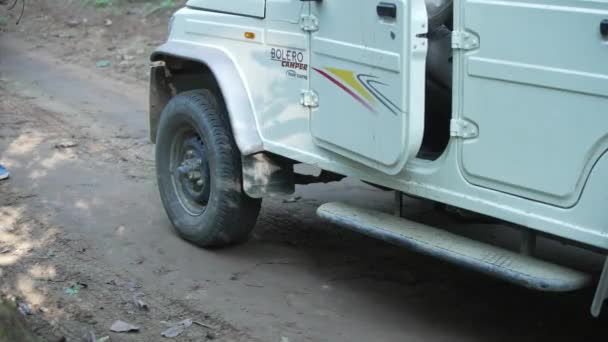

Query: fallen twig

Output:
[192, 321, 218, 330]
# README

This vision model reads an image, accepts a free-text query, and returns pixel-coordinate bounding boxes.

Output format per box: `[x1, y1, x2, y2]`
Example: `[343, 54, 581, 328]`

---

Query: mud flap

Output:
[242, 153, 294, 198]
[149, 64, 173, 143]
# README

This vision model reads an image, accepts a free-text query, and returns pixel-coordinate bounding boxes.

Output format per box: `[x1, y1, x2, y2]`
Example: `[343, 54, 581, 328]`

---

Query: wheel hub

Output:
[175, 136, 210, 209]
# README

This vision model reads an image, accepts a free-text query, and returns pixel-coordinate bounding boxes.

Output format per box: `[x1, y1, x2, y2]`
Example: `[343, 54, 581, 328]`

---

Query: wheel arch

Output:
[149, 42, 264, 155]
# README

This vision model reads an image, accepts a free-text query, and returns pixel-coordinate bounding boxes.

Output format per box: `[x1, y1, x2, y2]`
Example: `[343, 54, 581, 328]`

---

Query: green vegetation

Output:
[144, 0, 177, 15]
[94, 0, 111, 7]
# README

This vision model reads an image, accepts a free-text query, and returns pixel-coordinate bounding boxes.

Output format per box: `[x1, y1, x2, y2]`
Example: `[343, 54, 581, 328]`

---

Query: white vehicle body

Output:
[150, 0, 608, 315]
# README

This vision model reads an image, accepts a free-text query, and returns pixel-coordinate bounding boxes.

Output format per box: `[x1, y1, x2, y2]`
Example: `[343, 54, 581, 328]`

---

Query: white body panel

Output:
[161, 0, 608, 250]
[458, 0, 608, 208]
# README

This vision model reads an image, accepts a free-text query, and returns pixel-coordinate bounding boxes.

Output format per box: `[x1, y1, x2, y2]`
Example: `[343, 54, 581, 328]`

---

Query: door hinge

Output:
[451, 31, 479, 50]
[301, 89, 319, 108]
[300, 14, 319, 32]
[450, 118, 479, 139]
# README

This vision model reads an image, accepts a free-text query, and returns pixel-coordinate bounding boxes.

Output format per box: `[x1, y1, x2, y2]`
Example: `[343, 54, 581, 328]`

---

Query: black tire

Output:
[155, 89, 261, 247]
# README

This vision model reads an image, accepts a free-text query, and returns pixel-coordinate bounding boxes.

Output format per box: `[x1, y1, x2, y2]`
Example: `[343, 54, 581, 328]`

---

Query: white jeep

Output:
[149, 0, 608, 315]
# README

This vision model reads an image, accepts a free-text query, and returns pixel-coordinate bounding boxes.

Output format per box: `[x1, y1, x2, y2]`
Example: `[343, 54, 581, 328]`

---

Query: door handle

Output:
[601, 19, 608, 39]
[377, 2, 397, 19]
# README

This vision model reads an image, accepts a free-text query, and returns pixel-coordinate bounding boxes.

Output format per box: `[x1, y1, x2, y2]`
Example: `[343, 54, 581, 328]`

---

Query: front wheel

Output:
[155, 89, 261, 247]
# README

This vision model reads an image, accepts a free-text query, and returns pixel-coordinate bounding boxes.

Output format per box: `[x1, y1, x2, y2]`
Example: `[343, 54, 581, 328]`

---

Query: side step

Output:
[317, 202, 591, 292]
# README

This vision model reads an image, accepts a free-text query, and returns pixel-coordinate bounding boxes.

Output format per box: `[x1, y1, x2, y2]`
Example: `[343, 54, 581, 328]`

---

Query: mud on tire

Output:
[155, 89, 261, 247]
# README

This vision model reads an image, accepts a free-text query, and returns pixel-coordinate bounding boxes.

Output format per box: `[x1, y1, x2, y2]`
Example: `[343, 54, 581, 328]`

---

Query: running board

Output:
[317, 202, 591, 292]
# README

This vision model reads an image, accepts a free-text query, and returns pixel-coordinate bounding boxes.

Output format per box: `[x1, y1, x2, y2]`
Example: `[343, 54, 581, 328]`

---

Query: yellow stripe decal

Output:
[325, 67, 376, 104]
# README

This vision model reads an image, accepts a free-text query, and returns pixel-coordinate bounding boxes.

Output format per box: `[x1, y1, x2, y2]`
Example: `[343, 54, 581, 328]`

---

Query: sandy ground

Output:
[1, 1, 608, 341]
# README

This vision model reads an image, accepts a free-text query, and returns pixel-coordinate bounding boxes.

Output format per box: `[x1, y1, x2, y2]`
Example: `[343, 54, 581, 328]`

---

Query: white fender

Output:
[150, 41, 264, 155]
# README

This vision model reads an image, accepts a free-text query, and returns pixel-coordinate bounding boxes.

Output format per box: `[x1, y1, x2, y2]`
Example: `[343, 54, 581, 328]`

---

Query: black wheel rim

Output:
[169, 128, 211, 216]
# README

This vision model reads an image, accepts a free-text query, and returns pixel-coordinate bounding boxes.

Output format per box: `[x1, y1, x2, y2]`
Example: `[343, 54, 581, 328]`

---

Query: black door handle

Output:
[601, 19, 608, 39]
[377, 2, 397, 19]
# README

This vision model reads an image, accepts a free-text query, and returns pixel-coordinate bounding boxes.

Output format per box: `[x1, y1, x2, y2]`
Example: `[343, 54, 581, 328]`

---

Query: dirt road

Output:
[0, 22, 607, 342]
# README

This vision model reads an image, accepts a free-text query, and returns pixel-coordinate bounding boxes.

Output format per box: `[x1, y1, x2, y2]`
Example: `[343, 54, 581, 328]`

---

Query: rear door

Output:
[309, 1, 428, 175]
[457, 0, 608, 207]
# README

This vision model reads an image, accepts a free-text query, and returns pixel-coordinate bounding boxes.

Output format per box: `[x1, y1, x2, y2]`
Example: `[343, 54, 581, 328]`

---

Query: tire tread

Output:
[156, 89, 261, 247]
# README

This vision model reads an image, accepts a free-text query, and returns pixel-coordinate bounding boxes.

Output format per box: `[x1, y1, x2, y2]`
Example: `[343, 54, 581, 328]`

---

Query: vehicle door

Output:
[308, 0, 428, 175]
[456, 0, 608, 207]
